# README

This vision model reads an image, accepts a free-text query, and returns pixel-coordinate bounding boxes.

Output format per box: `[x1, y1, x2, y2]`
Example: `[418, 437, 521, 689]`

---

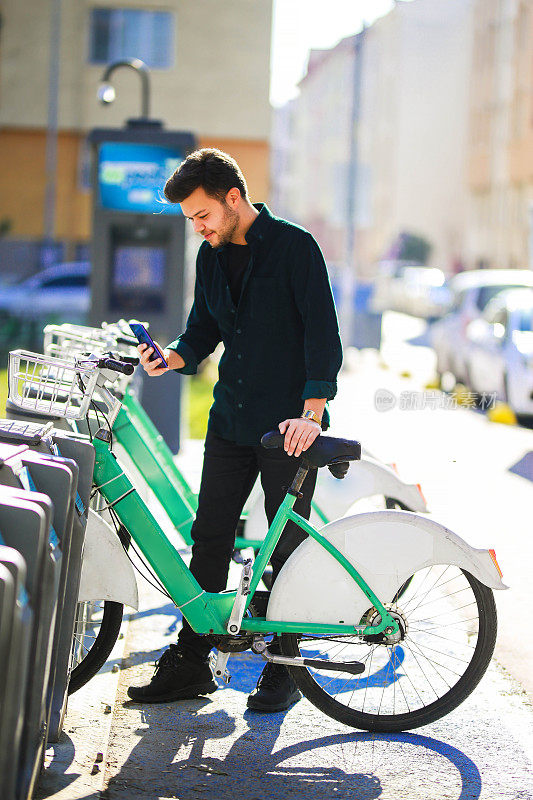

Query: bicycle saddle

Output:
[261, 430, 361, 477]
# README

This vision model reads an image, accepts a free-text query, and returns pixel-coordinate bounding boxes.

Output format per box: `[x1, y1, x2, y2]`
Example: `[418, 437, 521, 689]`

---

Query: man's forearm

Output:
[303, 398, 327, 421]
[164, 348, 186, 370]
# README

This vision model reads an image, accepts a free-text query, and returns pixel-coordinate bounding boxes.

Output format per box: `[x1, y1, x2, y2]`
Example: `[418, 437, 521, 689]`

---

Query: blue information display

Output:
[98, 142, 183, 214]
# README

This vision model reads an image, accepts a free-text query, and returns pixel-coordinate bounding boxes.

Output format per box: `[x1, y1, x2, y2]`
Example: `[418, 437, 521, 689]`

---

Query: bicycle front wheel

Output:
[68, 600, 124, 694]
[281, 565, 497, 732]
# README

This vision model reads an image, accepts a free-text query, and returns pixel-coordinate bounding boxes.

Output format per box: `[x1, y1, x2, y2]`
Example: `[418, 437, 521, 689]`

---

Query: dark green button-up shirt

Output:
[167, 203, 343, 446]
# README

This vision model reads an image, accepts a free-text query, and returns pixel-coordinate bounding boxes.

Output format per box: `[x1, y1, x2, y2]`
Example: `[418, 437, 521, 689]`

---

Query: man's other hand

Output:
[137, 343, 184, 376]
[278, 418, 321, 457]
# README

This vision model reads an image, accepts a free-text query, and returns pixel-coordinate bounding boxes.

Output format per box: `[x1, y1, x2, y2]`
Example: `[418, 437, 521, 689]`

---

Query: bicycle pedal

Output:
[210, 651, 231, 684]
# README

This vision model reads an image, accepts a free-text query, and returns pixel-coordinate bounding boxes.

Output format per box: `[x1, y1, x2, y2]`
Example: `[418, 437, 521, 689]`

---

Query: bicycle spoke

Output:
[285, 563, 493, 726]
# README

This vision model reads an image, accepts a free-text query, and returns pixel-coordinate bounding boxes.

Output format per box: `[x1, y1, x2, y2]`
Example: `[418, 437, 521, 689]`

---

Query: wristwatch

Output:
[301, 409, 322, 425]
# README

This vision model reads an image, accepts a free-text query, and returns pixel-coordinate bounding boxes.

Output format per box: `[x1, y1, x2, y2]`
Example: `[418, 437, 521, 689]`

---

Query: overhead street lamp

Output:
[97, 58, 151, 120]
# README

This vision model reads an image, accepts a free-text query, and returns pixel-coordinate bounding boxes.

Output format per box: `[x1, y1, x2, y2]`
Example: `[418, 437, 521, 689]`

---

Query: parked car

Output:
[392, 266, 450, 319]
[430, 269, 533, 384]
[0, 261, 90, 322]
[463, 288, 533, 418]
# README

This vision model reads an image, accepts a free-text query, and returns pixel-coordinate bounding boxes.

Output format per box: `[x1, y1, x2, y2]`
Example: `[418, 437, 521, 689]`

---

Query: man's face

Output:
[180, 186, 239, 248]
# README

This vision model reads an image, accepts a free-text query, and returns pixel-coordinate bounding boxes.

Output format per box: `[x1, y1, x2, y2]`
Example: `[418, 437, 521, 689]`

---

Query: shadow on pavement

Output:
[98, 702, 482, 800]
[104, 647, 482, 800]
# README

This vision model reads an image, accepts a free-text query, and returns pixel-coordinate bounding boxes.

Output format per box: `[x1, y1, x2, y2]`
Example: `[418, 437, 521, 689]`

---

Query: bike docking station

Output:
[88, 118, 197, 454]
[0, 419, 93, 800]
[0, 538, 31, 800]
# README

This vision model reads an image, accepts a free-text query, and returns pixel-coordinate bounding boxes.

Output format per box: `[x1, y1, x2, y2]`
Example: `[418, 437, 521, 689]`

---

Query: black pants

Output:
[177, 430, 318, 662]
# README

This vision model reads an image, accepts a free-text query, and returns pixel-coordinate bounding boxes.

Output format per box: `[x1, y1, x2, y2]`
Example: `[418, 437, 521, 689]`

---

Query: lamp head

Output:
[97, 83, 116, 105]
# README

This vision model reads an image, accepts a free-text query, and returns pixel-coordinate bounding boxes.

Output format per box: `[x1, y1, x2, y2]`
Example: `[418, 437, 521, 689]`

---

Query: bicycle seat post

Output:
[287, 463, 311, 499]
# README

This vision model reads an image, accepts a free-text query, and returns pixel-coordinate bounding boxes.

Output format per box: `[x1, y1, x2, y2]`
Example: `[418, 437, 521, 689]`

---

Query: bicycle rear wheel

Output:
[281, 565, 497, 732]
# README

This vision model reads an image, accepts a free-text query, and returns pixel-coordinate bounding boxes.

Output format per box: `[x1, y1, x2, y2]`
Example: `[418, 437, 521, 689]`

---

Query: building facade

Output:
[0, 0, 272, 271]
[467, 0, 533, 270]
[271, 0, 475, 279]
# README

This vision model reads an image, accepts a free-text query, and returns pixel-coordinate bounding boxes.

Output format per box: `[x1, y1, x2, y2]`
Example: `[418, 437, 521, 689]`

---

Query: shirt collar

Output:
[216, 203, 273, 260]
[244, 203, 274, 244]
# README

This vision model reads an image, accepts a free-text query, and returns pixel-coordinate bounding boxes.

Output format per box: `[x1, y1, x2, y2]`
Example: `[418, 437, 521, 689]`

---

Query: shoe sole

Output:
[246, 691, 302, 713]
[127, 680, 218, 704]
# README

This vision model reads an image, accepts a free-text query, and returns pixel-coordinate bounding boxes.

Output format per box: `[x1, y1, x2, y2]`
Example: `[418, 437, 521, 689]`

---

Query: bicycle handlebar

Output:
[115, 335, 139, 347]
[97, 357, 134, 375]
[113, 354, 140, 366]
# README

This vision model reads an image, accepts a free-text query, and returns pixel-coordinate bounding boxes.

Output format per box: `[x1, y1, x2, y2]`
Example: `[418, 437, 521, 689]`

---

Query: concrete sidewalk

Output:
[37, 559, 533, 800]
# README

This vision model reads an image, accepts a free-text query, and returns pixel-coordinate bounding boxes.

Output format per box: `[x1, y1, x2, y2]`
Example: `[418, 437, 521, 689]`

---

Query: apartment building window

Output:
[89, 8, 174, 69]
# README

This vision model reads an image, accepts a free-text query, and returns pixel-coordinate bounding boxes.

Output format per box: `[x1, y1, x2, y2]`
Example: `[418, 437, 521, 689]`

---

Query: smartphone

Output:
[129, 321, 169, 368]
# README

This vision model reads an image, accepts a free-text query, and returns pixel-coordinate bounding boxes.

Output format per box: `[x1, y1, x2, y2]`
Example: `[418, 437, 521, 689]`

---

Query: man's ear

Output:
[225, 187, 241, 209]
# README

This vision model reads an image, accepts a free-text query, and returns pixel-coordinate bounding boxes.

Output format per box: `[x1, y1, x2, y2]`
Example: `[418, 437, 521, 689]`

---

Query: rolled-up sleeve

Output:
[167, 258, 221, 375]
[291, 233, 343, 400]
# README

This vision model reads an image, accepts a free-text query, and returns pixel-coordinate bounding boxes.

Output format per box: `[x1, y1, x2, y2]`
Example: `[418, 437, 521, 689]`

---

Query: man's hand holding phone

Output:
[137, 344, 185, 376]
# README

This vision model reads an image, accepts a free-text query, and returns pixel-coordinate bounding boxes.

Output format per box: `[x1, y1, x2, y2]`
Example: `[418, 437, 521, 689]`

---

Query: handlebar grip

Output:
[116, 335, 139, 347]
[98, 357, 134, 375]
[119, 355, 140, 366]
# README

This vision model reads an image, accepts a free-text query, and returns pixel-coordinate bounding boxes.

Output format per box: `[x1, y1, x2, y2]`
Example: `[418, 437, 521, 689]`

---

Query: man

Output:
[128, 148, 342, 712]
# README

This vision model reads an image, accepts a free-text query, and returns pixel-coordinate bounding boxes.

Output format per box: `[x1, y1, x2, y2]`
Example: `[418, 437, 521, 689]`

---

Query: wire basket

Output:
[8, 349, 99, 420]
[43, 324, 114, 358]
[42, 324, 138, 397]
[44, 323, 138, 360]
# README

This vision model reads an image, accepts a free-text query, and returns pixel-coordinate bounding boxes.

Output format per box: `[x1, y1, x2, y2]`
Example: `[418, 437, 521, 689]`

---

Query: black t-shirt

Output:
[224, 242, 250, 306]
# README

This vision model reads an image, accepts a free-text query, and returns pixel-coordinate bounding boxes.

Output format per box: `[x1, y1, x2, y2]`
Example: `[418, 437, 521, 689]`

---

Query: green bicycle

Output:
[7, 348, 506, 731]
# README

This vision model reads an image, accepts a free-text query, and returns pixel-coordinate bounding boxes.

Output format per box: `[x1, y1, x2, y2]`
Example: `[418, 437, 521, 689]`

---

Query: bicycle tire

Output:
[68, 600, 124, 694]
[280, 567, 497, 732]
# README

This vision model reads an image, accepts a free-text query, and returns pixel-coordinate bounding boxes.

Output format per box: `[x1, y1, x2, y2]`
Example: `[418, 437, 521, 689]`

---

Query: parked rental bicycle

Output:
[7, 322, 430, 692]
[6, 348, 507, 731]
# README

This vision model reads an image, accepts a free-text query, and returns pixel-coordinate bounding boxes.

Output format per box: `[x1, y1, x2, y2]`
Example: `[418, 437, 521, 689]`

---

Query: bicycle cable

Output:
[107, 505, 174, 602]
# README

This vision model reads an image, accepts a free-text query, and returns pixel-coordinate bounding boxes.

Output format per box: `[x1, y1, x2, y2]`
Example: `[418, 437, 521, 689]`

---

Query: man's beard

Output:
[209, 204, 239, 249]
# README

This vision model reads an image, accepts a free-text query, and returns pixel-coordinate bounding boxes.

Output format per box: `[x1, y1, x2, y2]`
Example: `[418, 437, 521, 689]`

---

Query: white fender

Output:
[320, 456, 428, 517]
[266, 510, 507, 626]
[243, 458, 428, 542]
[78, 509, 139, 609]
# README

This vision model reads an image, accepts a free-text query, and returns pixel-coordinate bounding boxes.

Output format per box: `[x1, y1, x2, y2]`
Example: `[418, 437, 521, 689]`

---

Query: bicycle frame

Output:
[121, 389, 197, 509]
[92, 398, 265, 551]
[92, 430, 399, 638]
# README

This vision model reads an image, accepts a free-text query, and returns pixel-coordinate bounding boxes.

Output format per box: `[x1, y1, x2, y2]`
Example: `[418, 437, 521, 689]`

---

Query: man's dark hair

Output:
[164, 148, 248, 204]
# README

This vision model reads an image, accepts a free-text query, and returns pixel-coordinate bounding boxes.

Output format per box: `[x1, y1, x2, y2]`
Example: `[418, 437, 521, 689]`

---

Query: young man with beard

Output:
[128, 148, 343, 712]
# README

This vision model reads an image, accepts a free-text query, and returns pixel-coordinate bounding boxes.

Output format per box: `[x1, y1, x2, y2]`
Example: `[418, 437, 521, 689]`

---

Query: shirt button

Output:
[237, 378, 243, 384]
[238, 403, 243, 409]
[236, 328, 242, 334]
[231, 309, 236, 314]
[237, 354, 242, 359]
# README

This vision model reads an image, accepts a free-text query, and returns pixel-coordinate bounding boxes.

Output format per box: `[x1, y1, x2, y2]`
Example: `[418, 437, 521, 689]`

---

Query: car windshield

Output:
[476, 284, 532, 311]
[516, 308, 533, 332]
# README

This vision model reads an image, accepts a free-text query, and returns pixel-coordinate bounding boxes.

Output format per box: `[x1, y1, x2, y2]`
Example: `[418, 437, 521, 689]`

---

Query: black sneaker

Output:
[247, 662, 302, 712]
[127, 645, 217, 703]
